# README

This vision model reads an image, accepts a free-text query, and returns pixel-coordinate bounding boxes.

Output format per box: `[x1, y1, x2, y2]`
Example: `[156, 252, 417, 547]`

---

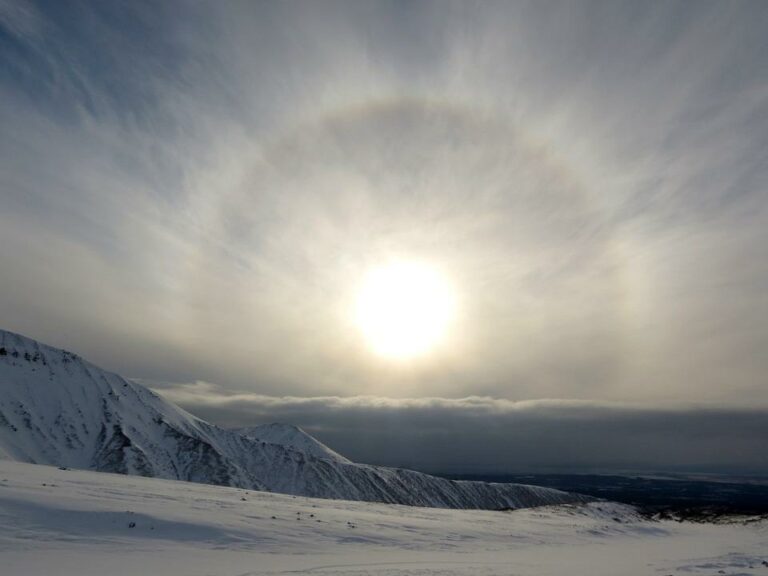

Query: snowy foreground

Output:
[1, 461, 766, 576]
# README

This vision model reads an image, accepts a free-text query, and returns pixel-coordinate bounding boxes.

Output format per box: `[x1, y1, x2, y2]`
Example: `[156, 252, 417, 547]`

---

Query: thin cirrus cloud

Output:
[0, 1, 767, 414]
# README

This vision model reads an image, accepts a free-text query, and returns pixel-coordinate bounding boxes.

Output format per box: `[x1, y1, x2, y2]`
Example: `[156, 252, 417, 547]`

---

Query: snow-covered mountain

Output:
[235, 423, 351, 464]
[0, 329, 592, 510]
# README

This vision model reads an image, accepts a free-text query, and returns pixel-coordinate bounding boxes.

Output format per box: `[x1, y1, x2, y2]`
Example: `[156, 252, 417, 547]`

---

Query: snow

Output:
[0, 328, 591, 510]
[1, 460, 766, 576]
[236, 423, 352, 464]
[3, 328, 766, 574]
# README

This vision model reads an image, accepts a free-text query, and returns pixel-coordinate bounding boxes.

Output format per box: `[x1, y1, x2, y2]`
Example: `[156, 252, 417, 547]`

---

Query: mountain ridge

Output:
[0, 328, 593, 510]
[235, 423, 352, 464]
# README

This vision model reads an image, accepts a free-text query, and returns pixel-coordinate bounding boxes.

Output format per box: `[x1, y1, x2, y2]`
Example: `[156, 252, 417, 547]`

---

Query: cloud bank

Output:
[152, 381, 768, 475]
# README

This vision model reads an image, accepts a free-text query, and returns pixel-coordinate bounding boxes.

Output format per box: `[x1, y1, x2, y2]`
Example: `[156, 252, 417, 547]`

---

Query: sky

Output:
[1, 0, 767, 474]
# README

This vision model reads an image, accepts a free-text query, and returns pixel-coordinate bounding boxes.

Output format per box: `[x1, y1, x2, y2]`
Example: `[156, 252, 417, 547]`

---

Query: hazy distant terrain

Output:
[445, 474, 768, 516]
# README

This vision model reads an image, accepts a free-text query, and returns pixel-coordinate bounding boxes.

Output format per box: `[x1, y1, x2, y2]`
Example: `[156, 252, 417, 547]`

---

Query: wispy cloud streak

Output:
[0, 1, 767, 407]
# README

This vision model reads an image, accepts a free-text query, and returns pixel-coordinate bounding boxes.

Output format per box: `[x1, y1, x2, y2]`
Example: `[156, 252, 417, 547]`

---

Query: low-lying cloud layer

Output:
[152, 381, 768, 475]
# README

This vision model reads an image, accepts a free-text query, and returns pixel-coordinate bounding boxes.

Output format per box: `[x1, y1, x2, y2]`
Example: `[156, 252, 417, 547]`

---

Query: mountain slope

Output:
[0, 329, 592, 510]
[236, 423, 351, 464]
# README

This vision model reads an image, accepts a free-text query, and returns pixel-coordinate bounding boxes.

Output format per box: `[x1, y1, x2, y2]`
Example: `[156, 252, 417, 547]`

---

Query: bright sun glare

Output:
[355, 261, 456, 359]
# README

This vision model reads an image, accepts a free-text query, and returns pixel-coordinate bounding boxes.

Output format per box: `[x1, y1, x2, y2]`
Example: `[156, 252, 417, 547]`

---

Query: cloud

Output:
[150, 380, 768, 475]
[0, 1, 767, 407]
[0, 0, 43, 45]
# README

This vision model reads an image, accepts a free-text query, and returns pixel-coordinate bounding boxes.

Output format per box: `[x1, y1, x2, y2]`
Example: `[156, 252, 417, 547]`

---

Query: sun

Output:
[355, 261, 456, 359]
